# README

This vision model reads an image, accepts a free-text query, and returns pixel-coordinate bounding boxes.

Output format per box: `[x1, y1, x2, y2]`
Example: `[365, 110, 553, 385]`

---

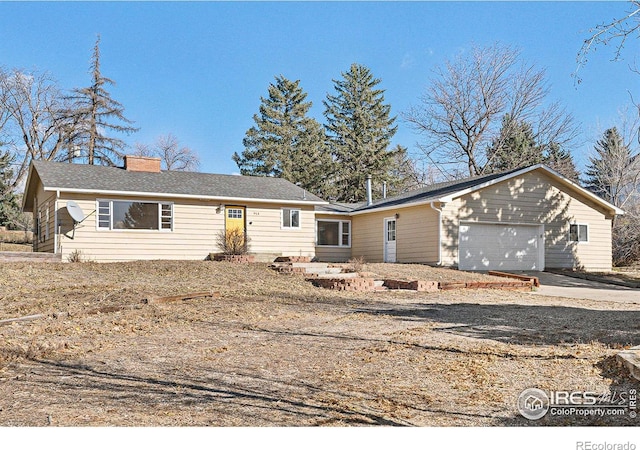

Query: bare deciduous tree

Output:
[576, 1, 640, 82]
[576, 1, 640, 142]
[404, 43, 579, 178]
[134, 133, 200, 171]
[0, 67, 77, 188]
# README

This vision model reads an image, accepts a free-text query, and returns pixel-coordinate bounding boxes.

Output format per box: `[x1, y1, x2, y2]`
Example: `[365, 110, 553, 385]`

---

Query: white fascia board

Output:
[45, 187, 329, 206]
[438, 164, 625, 215]
[536, 165, 625, 215]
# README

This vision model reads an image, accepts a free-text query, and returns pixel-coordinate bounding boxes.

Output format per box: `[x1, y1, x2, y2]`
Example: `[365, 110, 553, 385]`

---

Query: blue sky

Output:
[1, 1, 638, 175]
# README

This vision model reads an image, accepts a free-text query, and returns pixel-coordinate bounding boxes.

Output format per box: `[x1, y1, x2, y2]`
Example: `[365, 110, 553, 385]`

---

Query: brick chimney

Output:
[124, 155, 162, 173]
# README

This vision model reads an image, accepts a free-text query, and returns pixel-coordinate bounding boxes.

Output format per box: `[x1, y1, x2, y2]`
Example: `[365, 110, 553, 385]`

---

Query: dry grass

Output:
[610, 269, 640, 283]
[362, 263, 508, 282]
[0, 260, 638, 426]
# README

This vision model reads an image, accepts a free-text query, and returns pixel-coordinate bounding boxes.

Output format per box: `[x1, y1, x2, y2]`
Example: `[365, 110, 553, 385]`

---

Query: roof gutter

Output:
[42, 187, 329, 206]
[349, 197, 442, 216]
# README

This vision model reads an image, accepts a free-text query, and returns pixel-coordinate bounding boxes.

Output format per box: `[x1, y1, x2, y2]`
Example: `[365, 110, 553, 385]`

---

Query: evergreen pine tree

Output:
[0, 151, 19, 227]
[485, 114, 579, 180]
[485, 115, 542, 173]
[585, 127, 635, 205]
[66, 36, 138, 166]
[544, 142, 580, 181]
[323, 63, 399, 202]
[233, 76, 334, 198]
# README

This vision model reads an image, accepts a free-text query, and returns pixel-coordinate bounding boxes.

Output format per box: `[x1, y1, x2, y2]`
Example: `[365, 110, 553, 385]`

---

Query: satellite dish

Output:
[66, 200, 86, 223]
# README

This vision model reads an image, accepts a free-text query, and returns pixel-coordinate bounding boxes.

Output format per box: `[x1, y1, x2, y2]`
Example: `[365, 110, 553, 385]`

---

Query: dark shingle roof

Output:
[31, 160, 326, 204]
[315, 202, 365, 214]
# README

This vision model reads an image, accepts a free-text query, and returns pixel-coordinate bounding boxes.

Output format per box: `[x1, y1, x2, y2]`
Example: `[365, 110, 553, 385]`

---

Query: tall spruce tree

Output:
[585, 127, 638, 206]
[486, 115, 542, 173]
[66, 36, 138, 166]
[485, 114, 579, 180]
[544, 142, 580, 181]
[233, 76, 334, 198]
[323, 63, 399, 202]
[585, 127, 640, 265]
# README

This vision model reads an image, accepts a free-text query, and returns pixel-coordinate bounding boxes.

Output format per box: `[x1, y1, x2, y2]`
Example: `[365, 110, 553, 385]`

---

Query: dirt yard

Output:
[0, 261, 638, 426]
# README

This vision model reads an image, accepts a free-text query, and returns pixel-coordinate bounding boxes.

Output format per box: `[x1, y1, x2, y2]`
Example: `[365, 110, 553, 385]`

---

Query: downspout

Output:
[430, 201, 443, 266]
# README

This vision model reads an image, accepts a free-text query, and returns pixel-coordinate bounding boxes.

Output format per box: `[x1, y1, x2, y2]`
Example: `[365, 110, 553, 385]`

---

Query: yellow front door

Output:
[225, 206, 246, 234]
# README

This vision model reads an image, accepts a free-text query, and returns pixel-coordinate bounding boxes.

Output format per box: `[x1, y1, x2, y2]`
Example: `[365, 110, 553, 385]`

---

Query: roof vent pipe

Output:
[366, 175, 373, 206]
[382, 181, 387, 199]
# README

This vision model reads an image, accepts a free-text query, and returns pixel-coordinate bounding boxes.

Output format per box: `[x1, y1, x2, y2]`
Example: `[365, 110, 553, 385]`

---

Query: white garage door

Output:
[458, 223, 543, 271]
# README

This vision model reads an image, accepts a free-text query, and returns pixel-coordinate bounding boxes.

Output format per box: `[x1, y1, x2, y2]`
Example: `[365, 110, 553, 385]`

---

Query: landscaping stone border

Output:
[616, 346, 640, 382]
[211, 254, 256, 263]
[270, 259, 537, 293]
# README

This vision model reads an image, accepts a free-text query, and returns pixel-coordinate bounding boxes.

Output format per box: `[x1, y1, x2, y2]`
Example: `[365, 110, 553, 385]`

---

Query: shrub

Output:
[348, 256, 366, 272]
[215, 229, 250, 255]
[67, 249, 84, 263]
[613, 202, 640, 267]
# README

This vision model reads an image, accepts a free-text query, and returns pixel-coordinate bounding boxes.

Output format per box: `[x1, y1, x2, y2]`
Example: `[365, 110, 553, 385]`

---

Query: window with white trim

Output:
[569, 223, 588, 242]
[37, 209, 43, 243]
[45, 204, 50, 241]
[282, 208, 300, 229]
[97, 200, 173, 231]
[316, 220, 351, 247]
[36, 203, 50, 243]
[387, 219, 396, 242]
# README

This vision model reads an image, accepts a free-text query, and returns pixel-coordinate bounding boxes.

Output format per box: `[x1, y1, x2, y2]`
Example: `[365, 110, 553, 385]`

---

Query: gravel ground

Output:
[0, 261, 638, 426]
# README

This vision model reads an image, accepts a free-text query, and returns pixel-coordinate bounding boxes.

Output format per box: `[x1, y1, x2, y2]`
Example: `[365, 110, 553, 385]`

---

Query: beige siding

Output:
[33, 182, 56, 253]
[56, 195, 316, 262]
[351, 205, 439, 263]
[440, 170, 613, 271]
[315, 214, 352, 262]
[352, 210, 385, 262]
[395, 204, 440, 263]
[244, 203, 316, 258]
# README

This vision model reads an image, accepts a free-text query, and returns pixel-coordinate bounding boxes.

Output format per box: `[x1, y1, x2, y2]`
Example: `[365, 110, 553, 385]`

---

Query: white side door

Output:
[384, 218, 397, 263]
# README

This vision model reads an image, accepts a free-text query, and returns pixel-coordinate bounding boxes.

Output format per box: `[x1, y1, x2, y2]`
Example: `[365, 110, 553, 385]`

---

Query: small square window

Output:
[569, 224, 588, 242]
[282, 209, 300, 229]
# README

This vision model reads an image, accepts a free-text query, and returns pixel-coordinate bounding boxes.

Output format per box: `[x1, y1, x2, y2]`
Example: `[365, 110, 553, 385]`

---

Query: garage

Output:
[458, 222, 543, 271]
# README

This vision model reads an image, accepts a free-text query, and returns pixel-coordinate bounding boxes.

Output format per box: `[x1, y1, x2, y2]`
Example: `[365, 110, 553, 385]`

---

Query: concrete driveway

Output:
[528, 272, 640, 304]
